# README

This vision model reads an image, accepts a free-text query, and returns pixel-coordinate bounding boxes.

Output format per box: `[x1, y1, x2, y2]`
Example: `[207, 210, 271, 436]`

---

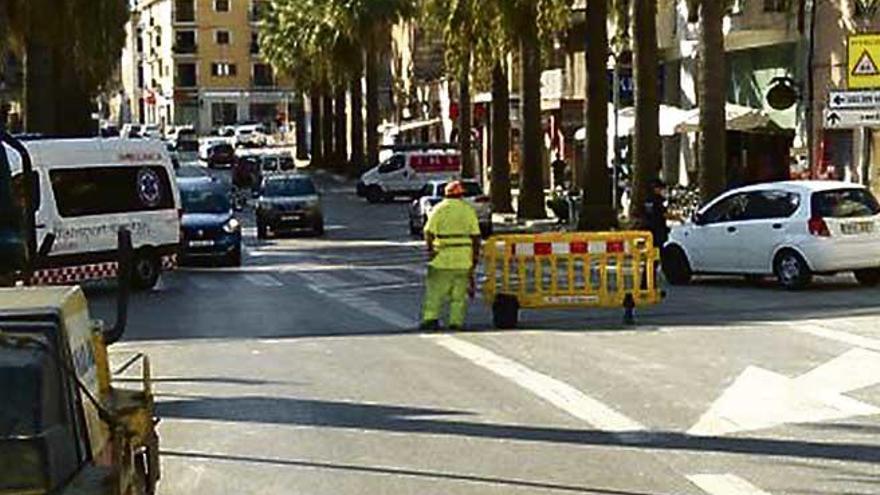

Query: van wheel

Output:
[132, 251, 160, 290]
[774, 250, 812, 290]
[854, 268, 880, 287]
[365, 186, 385, 204]
[492, 294, 520, 329]
[661, 245, 692, 285]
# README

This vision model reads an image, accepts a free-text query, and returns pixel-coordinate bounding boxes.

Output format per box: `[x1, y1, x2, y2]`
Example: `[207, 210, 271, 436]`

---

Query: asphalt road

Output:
[87, 168, 880, 495]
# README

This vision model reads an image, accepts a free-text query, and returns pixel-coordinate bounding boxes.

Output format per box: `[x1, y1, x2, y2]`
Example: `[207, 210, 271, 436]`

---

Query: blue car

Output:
[179, 181, 242, 266]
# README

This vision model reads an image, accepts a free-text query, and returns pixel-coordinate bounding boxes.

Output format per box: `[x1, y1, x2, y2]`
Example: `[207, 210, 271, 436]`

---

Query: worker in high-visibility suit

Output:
[420, 181, 481, 331]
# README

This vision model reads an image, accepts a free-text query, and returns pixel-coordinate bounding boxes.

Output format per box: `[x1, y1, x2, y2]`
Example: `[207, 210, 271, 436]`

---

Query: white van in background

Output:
[4, 138, 181, 289]
[357, 149, 461, 203]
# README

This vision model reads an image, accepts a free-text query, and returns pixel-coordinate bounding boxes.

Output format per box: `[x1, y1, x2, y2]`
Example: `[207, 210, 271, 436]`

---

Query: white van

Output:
[357, 150, 461, 203]
[5, 138, 181, 289]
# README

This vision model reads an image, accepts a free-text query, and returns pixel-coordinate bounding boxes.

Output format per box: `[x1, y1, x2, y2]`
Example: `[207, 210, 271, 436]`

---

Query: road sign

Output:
[823, 108, 880, 128]
[828, 89, 880, 109]
[689, 348, 880, 436]
[849, 34, 880, 88]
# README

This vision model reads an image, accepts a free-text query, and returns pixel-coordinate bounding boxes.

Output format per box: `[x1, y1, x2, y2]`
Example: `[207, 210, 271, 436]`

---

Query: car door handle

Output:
[35, 223, 47, 229]
[772, 223, 783, 229]
[727, 226, 737, 233]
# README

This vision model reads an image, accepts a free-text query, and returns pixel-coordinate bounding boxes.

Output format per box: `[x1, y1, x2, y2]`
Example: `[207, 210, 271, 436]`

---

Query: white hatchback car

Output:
[662, 181, 880, 289]
[409, 180, 492, 237]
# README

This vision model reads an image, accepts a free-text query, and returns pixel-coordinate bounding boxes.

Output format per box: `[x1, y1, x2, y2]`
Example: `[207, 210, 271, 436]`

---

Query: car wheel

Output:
[257, 221, 268, 240]
[774, 250, 812, 290]
[365, 186, 384, 204]
[661, 245, 692, 285]
[854, 268, 880, 287]
[132, 251, 160, 290]
[492, 294, 520, 329]
[227, 247, 242, 267]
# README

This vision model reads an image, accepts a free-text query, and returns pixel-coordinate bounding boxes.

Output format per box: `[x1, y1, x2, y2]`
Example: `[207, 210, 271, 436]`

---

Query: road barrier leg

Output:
[623, 293, 635, 326]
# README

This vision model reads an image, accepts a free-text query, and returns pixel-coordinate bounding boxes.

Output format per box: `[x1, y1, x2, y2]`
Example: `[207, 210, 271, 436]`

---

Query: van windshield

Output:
[181, 187, 230, 214]
[812, 189, 880, 218]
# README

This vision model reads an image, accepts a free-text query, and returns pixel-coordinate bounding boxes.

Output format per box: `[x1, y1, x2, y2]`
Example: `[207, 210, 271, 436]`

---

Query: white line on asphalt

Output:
[687, 474, 772, 495]
[428, 334, 646, 433]
[795, 321, 880, 352]
[358, 269, 406, 285]
[243, 274, 284, 287]
[343, 282, 422, 294]
[308, 285, 414, 329]
[296, 271, 351, 289]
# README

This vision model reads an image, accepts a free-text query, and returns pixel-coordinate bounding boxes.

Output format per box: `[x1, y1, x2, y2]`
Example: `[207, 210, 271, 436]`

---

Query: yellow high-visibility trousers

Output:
[421, 267, 470, 327]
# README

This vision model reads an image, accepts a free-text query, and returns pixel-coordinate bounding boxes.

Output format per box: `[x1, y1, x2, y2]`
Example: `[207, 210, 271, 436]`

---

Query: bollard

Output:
[622, 293, 635, 326]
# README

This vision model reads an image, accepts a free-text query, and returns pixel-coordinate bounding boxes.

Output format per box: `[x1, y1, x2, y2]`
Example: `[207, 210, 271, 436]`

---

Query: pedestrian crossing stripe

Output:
[852, 49, 880, 76]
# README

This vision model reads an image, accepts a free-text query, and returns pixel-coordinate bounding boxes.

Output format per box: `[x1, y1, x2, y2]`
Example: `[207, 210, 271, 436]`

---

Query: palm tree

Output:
[350, 59, 365, 171]
[695, 0, 726, 202]
[490, 60, 513, 213]
[631, 0, 660, 222]
[579, 0, 616, 229]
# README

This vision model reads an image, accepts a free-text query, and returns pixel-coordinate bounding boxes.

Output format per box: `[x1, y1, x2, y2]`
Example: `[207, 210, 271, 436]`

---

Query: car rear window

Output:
[811, 188, 880, 218]
[438, 182, 483, 197]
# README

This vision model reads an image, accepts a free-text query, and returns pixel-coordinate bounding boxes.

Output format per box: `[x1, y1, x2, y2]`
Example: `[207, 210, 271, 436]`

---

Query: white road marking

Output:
[243, 274, 284, 287]
[688, 363, 880, 436]
[795, 321, 880, 352]
[428, 335, 645, 433]
[296, 271, 351, 289]
[359, 269, 406, 285]
[308, 285, 413, 329]
[794, 348, 880, 394]
[343, 282, 422, 294]
[687, 474, 772, 495]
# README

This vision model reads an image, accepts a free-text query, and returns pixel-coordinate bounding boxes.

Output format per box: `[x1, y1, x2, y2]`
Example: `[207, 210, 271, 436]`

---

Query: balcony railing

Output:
[252, 76, 275, 88]
[176, 77, 198, 88]
[173, 43, 198, 54]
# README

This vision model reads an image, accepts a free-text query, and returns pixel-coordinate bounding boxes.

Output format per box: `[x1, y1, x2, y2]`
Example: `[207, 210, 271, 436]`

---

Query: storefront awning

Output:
[675, 103, 786, 133]
[574, 104, 689, 141]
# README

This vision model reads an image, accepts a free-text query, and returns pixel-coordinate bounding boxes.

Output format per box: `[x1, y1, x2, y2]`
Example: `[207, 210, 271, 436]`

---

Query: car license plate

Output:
[841, 222, 874, 235]
[189, 240, 215, 247]
[282, 214, 302, 221]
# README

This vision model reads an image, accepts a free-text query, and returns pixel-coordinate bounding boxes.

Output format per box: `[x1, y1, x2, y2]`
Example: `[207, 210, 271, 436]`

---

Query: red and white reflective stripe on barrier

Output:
[509, 239, 629, 256]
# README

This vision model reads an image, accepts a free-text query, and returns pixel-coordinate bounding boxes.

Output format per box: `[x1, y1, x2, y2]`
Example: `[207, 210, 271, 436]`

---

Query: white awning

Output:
[574, 104, 689, 141]
[675, 104, 779, 133]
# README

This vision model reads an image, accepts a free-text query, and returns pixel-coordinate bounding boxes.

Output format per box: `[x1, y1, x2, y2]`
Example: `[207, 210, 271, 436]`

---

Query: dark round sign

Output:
[766, 80, 798, 110]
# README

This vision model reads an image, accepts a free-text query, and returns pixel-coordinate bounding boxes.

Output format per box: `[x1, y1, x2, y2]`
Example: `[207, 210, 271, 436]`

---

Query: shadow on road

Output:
[161, 449, 670, 494]
[157, 396, 880, 464]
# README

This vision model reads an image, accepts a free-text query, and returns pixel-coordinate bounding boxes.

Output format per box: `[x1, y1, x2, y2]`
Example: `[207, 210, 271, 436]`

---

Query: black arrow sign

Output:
[827, 112, 842, 125]
[833, 94, 846, 106]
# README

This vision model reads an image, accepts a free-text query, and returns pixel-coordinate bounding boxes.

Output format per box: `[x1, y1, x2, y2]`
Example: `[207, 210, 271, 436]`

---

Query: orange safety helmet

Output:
[444, 180, 465, 198]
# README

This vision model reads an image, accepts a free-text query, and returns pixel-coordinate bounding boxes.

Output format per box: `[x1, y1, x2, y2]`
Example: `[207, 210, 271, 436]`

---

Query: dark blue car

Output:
[179, 181, 242, 266]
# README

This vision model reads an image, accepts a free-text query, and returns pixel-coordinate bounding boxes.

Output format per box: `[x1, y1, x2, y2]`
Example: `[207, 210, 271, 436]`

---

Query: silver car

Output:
[408, 180, 492, 237]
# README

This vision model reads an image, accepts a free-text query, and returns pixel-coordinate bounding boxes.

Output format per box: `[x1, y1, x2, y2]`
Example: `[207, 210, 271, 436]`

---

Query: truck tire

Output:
[492, 294, 519, 329]
[365, 185, 385, 204]
[132, 251, 160, 290]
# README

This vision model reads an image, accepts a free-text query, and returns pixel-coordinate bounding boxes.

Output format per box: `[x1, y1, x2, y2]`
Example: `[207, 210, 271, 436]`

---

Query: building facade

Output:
[121, 0, 295, 133]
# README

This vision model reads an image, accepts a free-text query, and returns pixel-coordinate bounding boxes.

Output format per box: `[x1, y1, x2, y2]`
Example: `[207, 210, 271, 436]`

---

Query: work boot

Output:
[419, 320, 440, 332]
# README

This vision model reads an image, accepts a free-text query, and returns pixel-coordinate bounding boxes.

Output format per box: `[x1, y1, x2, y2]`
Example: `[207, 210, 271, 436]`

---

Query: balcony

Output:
[173, 43, 198, 55]
[252, 76, 275, 89]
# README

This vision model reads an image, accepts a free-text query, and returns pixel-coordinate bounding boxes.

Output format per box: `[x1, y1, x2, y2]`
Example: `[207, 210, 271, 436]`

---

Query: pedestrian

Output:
[551, 152, 568, 189]
[644, 178, 669, 247]
[420, 180, 481, 332]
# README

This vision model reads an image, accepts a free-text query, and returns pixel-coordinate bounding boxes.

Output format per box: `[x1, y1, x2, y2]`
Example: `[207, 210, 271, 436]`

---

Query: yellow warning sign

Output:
[849, 34, 880, 88]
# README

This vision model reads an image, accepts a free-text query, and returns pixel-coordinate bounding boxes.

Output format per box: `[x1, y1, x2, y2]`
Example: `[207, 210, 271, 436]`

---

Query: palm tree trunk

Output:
[632, 0, 660, 221]
[310, 93, 323, 167]
[294, 92, 309, 160]
[518, 17, 546, 220]
[579, 0, 615, 230]
[366, 47, 380, 169]
[322, 93, 334, 166]
[699, 0, 727, 202]
[350, 69, 365, 171]
[334, 83, 348, 167]
[23, 40, 56, 134]
[459, 52, 474, 178]
[491, 61, 513, 213]
[53, 52, 95, 137]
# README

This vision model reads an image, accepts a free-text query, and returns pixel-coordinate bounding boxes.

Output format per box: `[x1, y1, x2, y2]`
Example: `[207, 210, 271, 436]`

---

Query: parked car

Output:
[178, 180, 242, 266]
[662, 181, 880, 289]
[256, 174, 324, 238]
[120, 124, 142, 139]
[176, 164, 214, 181]
[409, 179, 492, 237]
[234, 124, 268, 148]
[205, 142, 236, 169]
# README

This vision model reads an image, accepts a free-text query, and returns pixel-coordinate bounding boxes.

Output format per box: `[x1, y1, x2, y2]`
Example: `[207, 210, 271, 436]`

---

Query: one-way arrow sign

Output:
[824, 108, 880, 128]
[689, 348, 880, 436]
[828, 89, 880, 109]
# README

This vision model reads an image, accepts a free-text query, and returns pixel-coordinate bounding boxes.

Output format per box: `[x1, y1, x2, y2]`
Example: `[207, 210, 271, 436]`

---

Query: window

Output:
[216, 30, 230, 45]
[811, 189, 880, 218]
[763, 0, 790, 12]
[215, 0, 230, 12]
[743, 191, 800, 220]
[175, 0, 195, 22]
[250, 32, 260, 54]
[49, 166, 174, 218]
[136, 29, 144, 53]
[252, 63, 273, 87]
[137, 67, 144, 88]
[211, 62, 237, 77]
[264, 178, 317, 197]
[378, 155, 406, 174]
[177, 63, 197, 87]
[700, 193, 750, 224]
[174, 30, 196, 53]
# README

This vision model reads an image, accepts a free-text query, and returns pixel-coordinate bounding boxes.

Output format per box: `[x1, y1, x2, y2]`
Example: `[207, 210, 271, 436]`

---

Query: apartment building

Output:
[121, 0, 295, 133]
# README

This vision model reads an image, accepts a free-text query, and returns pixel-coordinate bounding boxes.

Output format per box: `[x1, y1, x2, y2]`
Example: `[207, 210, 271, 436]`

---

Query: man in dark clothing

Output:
[551, 153, 568, 189]
[644, 179, 669, 247]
